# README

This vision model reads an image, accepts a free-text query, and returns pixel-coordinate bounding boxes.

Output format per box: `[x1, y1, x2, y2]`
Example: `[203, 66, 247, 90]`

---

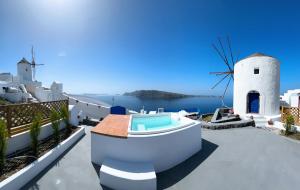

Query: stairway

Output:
[243, 114, 268, 127]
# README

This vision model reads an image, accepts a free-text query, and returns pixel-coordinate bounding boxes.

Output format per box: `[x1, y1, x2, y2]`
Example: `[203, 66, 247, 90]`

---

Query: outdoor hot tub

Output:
[91, 113, 202, 173]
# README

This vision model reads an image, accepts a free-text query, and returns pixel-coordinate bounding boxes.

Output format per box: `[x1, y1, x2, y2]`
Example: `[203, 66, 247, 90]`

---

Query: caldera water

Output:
[82, 95, 233, 114]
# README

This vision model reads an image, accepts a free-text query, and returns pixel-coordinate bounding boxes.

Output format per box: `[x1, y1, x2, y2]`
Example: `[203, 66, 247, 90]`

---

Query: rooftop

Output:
[238, 52, 276, 62]
[22, 126, 300, 190]
[18, 57, 30, 64]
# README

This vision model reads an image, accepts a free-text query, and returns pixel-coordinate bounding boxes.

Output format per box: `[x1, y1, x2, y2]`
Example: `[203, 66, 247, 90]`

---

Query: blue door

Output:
[248, 93, 259, 113]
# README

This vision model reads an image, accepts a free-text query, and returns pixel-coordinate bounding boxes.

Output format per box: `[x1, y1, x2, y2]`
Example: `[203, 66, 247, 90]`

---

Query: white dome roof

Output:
[236, 52, 279, 65]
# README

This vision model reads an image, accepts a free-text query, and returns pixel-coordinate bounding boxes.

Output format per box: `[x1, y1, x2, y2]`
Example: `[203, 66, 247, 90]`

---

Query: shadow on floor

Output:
[156, 139, 218, 189]
[92, 162, 101, 177]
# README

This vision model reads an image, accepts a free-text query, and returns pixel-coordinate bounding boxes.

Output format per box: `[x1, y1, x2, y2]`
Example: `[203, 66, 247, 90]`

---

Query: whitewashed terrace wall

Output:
[282, 90, 300, 107]
[66, 95, 137, 120]
[7, 121, 65, 155]
[67, 96, 111, 120]
[1, 92, 25, 103]
[33, 87, 53, 102]
[290, 95, 299, 107]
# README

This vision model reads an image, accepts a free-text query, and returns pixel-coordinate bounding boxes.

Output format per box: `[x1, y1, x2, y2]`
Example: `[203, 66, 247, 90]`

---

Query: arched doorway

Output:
[247, 91, 260, 113]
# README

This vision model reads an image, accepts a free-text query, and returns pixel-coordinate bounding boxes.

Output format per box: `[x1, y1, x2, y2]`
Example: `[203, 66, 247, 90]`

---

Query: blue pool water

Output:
[131, 115, 180, 131]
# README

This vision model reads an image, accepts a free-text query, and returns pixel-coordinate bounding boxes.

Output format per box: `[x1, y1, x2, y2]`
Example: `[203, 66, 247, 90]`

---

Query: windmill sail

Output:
[30, 46, 44, 81]
[210, 37, 237, 107]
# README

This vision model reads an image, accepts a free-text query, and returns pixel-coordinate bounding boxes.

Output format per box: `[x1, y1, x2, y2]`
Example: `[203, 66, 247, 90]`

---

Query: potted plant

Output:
[284, 114, 295, 136]
[50, 109, 60, 144]
[0, 119, 8, 171]
[30, 114, 42, 157]
[268, 119, 274, 125]
[61, 106, 71, 134]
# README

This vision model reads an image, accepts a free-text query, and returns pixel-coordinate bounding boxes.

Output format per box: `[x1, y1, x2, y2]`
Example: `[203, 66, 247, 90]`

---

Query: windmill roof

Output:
[246, 52, 273, 58]
[18, 57, 30, 64]
[239, 52, 275, 62]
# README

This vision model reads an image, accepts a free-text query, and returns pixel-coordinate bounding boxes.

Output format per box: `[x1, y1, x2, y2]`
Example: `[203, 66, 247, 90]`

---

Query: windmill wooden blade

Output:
[212, 41, 233, 77]
[30, 46, 44, 81]
[33, 69, 36, 80]
[227, 36, 235, 68]
[222, 76, 232, 98]
[235, 53, 240, 63]
[218, 37, 230, 65]
[212, 43, 228, 65]
[209, 37, 237, 107]
[218, 37, 233, 72]
[211, 74, 230, 89]
[30, 63, 45, 66]
[209, 71, 233, 75]
[31, 46, 35, 60]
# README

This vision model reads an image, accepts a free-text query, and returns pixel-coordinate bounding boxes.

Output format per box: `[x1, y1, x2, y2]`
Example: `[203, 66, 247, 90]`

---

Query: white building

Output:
[0, 81, 33, 103]
[233, 53, 281, 123]
[0, 56, 65, 103]
[0, 73, 13, 82]
[281, 89, 300, 107]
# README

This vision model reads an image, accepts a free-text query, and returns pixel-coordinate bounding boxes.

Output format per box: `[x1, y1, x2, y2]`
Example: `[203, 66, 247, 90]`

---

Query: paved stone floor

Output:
[22, 126, 300, 190]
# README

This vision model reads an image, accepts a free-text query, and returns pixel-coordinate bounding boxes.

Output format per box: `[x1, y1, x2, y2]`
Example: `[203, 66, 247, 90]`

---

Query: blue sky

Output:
[0, 0, 300, 95]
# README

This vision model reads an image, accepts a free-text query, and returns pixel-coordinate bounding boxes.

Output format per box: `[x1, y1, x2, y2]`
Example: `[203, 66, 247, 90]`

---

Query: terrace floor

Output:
[22, 126, 300, 190]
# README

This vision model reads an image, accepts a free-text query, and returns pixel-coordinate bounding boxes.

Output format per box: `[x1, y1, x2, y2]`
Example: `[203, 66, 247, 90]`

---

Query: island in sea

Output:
[123, 90, 221, 99]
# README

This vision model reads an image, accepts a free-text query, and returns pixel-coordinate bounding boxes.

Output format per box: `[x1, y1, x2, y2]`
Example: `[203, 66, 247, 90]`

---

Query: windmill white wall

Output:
[233, 53, 280, 117]
[17, 58, 33, 83]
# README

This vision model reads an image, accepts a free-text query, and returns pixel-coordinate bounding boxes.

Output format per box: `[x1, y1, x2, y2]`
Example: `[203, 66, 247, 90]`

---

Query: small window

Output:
[254, 68, 259, 74]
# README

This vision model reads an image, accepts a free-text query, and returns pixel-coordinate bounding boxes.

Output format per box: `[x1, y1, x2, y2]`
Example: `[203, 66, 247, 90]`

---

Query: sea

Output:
[79, 95, 233, 114]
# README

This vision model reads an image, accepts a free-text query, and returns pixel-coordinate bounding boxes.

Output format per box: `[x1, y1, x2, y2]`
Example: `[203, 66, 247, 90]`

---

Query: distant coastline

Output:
[123, 90, 221, 99]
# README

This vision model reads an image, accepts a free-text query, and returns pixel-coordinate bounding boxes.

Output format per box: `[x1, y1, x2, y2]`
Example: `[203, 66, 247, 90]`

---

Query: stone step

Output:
[100, 158, 157, 190]
[254, 118, 268, 127]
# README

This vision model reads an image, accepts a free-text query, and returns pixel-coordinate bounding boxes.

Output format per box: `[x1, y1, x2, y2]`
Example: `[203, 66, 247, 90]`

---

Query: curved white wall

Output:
[233, 56, 280, 116]
[17, 63, 32, 83]
[91, 122, 202, 173]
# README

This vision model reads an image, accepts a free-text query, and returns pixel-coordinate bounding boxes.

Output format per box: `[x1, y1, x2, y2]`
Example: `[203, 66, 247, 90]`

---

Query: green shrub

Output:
[50, 110, 60, 144]
[60, 106, 71, 133]
[285, 114, 295, 136]
[0, 119, 8, 170]
[30, 114, 42, 157]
